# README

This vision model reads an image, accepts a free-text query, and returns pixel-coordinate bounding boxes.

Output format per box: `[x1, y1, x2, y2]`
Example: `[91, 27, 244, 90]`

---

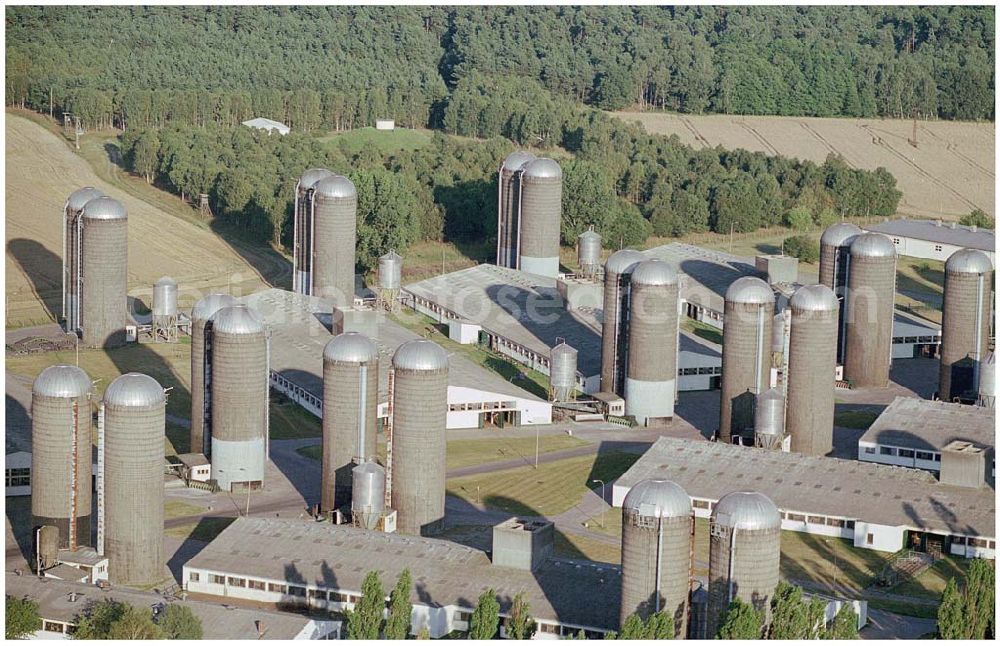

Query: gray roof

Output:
[622, 479, 691, 518]
[522, 157, 562, 179]
[33, 365, 91, 399]
[502, 151, 536, 172]
[66, 187, 104, 212]
[616, 437, 995, 539]
[392, 339, 449, 371]
[859, 397, 995, 453]
[210, 304, 265, 335]
[191, 294, 238, 323]
[314, 175, 356, 200]
[865, 219, 995, 253]
[103, 373, 165, 408]
[945, 248, 993, 274]
[850, 232, 897, 258]
[324, 332, 379, 364]
[712, 491, 781, 531]
[790, 284, 837, 312]
[154, 276, 176, 288]
[643, 243, 764, 314]
[3, 574, 317, 640]
[185, 516, 621, 631]
[81, 196, 127, 221]
[820, 222, 863, 247]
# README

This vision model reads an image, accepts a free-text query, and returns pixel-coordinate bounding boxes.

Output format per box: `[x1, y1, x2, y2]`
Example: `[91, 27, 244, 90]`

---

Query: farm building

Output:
[864, 218, 995, 265]
[241, 117, 290, 135]
[614, 437, 995, 559]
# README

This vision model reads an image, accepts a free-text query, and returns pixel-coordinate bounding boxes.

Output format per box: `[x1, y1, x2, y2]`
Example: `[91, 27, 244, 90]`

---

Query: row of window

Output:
[271, 374, 322, 410]
[194, 572, 361, 603]
[679, 366, 722, 376]
[955, 537, 995, 549]
[892, 336, 940, 344]
[693, 498, 854, 529]
[6, 468, 30, 487]
[448, 401, 517, 412]
[864, 446, 940, 461]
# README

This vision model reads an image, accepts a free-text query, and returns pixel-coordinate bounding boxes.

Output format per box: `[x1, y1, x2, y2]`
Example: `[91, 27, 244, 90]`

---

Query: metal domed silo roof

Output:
[726, 276, 775, 305]
[191, 294, 238, 323]
[392, 339, 448, 371]
[33, 365, 92, 398]
[790, 284, 837, 312]
[154, 276, 177, 288]
[946, 248, 993, 274]
[605, 249, 646, 275]
[622, 479, 691, 518]
[522, 158, 562, 180]
[103, 373, 165, 407]
[850, 232, 896, 258]
[67, 187, 105, 212]
[711, 491, 780, 531]
[299, 168, 334, 190]
[210, 304, 265, 335]
[579, 228, 601, 241]
[502, 151, 536, 172]
[324, 332, 378, 363]
[630, 258, 678, 286]
[820, 222, 862, 247]
[314, 175, 357, 199]
[82, 196, 127, 220]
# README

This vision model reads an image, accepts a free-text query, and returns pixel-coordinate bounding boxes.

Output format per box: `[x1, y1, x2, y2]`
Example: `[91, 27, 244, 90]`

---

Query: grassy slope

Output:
[318, 126, 432, 156]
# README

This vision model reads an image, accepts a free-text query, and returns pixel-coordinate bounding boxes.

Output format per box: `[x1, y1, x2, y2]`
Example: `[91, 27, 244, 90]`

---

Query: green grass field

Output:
[682, 318, 723, 346]
[833, 409, 880, 429]
[318, 126, 432, 156]
[164, 516, 236, 542]
[446, 435, 588, 470]
[164, 500, 206, 519]
[893, 556, 970, 600]
[779, 531, 888, 592]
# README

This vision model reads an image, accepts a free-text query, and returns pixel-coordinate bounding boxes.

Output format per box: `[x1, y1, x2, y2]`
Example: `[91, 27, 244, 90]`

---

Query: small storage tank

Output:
[152, 276, 178, 341]
[189, 294, 237, 455]
[785, 285, 838, 457]
[549, 341, 578, 402]
[497, 151, 536, 269]
[378, 250, 403, 291]
[518, 158, 562, 278]
[720, 277, 775, 444]
[939, 248, 993, 402]
[100, 373, 165, 585]
[81, 197, 128, 348]
[63, 187, 105, 335]
[819, 222, 862, 364]
[390, 340, 449, 536]
[577, 228, 603, 279]
[625, 260, 680, 425]
[293, 168, 334, 294]
[208, 305, 268, 492]
[312, 175, 358, 306]
[600, 249, 646, 394]
[351, 461, 386, 530]
[844, 233, 897, 388]
[619, 479, 693, 637]
[978, 351, 995, 409]
[36, 525, 60, 571]
[706, 491, 781, 638]
[31, 365, 93, 550]
[322, 332, 379, 512]
[754, 388, 785, 450]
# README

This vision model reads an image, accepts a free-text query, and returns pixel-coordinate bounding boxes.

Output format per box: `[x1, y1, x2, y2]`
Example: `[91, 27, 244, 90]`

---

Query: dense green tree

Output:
[106, 607, 163, 640]
[769, 582, 812, 639]
[469, 589, 500, 640]
[716, 598, 762, 640]
[505, 592, 535, 640]
[561, 160, 619, 244]
[5, 596, 41, 639]
[346, 571, 385, 640]
[352, 169, 422, 270]
[826, 604, 859, 640]
[960, 209, 995, 230]
[384, 569, 413, 640]
[73, 600, 127, 639]
[641, 612, 674, 639]
[617, 613, 645, 639]
[783, 235, 820, 263]
[964, 559, 995, 640]
[937, 577, 965, 639]
[156, 605, 203, 640]
[784, 205, 814, 231]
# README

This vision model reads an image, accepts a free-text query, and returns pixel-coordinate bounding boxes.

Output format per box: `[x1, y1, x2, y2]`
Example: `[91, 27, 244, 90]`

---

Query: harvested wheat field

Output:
[616, 111, 994, 220]
[5, 113, 279, 328]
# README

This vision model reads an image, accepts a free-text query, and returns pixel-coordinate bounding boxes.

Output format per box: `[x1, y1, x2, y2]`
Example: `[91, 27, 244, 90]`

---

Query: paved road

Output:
[861, 609, 936, 640]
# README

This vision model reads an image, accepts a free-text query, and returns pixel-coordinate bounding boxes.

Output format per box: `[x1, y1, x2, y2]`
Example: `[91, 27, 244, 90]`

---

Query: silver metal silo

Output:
[549, 341, 578, 402]
[578, 227, 603, 279]
[625, 259, 680, 425]
[785, 285, 838, 457]
[940, 248, 993, 402]
[152, 276, 178, 342]
[189, 293, 237, 455]
[351, 461, 386, 530]
[517, 158, 562, 278]
[63, 187, 104, 335]
[620, 479, 693, 637]
[600, 249, 646, 395]
[844, 233, 897, 388]
[293, 168, 334, 294]
[312, 175, 358, 306]
[753, 388, 786, 450]
[720, 277, 775, 444]
[377, 250, 403, 312]
[819, 222, 862, 364]
[81, 197, 128, 348]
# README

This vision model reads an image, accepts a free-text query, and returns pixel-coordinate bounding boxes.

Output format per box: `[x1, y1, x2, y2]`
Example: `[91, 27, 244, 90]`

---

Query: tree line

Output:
[6, 6, 995, 128]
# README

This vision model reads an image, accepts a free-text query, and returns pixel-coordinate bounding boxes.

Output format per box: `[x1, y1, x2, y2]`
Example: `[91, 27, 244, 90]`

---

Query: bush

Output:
[959, 208, 994, 230]
[783, 235, 819, 263]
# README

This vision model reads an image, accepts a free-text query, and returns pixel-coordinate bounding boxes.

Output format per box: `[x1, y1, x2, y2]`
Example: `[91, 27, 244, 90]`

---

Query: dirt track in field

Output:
[615, 111, 995, 220]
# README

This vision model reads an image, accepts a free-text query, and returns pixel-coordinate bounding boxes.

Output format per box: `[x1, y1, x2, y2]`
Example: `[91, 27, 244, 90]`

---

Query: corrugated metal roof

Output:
[865, 219, 995, 253]
[860, 396, 994, 453]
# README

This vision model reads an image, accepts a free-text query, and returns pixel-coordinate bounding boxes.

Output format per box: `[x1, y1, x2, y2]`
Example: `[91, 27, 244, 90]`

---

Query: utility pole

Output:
[591, 479, 606, 528]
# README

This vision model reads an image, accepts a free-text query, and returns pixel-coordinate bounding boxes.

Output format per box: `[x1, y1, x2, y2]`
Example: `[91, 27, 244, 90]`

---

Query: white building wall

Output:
[448, 320, 481, 344]
[852, 522, 905, 553]
[883, 235, 995, 266]
[5, 451, 32, 497]
[780, 516, 854, 540]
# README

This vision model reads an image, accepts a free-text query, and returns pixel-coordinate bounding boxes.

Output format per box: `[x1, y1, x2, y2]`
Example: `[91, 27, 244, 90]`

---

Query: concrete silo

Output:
[517, 158, 562, 278]
[352, 461, 386, 530]
[549, 341, 578, 402]
[98, 373, 165, 585]
[753, 388, 786, 450]
[939, 248, 993, 402]
[312, 175, 358, 306]
[620, 479, 693, 637]
[625, 259, 679, 425]
[785, 285, 838, 457]
[80, 197, 128, 348]
[600, 249, 645, 395]
[293, 168, 334, 294]
[577, 227, 602, 279]
[63, 187, 104, 335]
[706, 491, 781, 638]
[322, 332, 379, 513]
[844, 233, 897, 388]
[30, 365, 93, 550]
[377, 250, 403, 311]
[819, 222, 862, 364]
[208, 305, 269, 491]
[390, 340, 449, 536]
[497, 151, 535, 269]
[151, 276, 178, 342]
[719, 277, 775, 444]
[978, 351, 995, 409]
[189, 294, 237, 455]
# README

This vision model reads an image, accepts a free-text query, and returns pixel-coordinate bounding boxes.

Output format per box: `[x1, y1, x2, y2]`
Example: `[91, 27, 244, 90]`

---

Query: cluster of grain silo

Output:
[151, 276, 178, 342]
[843, 233, 897, 388]
[322, 332, 379, 513]
[939, 248, 993, 402]
[389, 339, 449, 536]
[292, 168, 334, 294]
[377, 250, 403, 311]
[577, 228, 602, 279]
[206, 304, 269, 491]
[189, 293, 237, 455]
[496, 151, 535, 269]
[518, 158, 563, 278]
[30, 365, 93, 552]
[619, 479, 693, 637]
[785, 284, 838, 457]
[600, 249, 645, 395]
[62, 187, 105, 335]
[753, 388, 786, 450]
[819, 222, 862, 364]
[624, 259, 680, 425]
[706, 491, 781, 638]
[98, 373, 166, 585]
[719, 277, 775, 444]
[549, 340, 578, 402]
